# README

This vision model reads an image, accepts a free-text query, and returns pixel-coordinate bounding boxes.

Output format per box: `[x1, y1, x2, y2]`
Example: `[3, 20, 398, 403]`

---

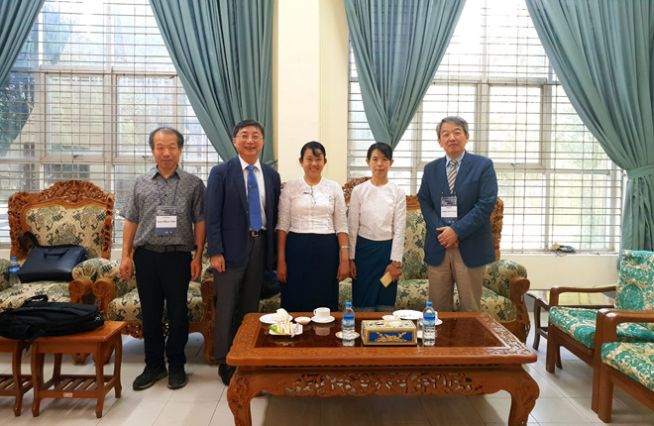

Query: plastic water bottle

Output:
[342, 301, 355, 346]
[8, 256, 20, 286]
[422, 301, 436, 346]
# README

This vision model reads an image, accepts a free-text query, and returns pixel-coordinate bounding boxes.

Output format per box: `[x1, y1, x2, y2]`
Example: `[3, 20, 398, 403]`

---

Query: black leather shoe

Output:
[133, 365, 167, 391]
[168, 366, 187, 389]
[218, 363, 235, 386]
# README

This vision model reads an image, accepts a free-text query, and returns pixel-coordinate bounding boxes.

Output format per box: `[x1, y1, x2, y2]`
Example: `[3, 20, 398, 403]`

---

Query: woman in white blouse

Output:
[348, 143, 406, 310]
[276, 141, 349, 311]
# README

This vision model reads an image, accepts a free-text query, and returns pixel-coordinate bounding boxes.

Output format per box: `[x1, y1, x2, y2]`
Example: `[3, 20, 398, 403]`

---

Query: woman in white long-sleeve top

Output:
[276, 141, 349, 312]
[348, 143, 406, 311]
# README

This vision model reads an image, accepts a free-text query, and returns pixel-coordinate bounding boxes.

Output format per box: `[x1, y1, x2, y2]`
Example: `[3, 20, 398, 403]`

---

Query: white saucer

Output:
[311, 315, 335, 324]
[392, 309, 423, 320]
[259, 313, 293, 324]
[335, 331, 360, 339]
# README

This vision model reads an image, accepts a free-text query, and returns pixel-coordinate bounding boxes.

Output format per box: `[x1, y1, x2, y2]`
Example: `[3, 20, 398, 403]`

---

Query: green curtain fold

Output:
[149, 0, 274, 164]
[0, 0, 43, 86]
[526, 0, 654, 251]
[344, 0, 465, 148]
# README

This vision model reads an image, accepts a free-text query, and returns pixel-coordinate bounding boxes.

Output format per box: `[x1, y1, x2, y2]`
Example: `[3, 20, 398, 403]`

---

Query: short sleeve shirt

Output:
[121, 167, 205, 250]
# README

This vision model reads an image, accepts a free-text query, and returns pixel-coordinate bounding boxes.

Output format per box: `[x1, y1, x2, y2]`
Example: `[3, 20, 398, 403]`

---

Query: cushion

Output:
[0, 282, 72, 310]
[24, 204, 110, 259]
[483, 259, 527, 298]
[0, 259, 9, 292]
[601, 342, 654, 392]
[479, 286, 517, 322]
[105, 281, 206, 322]
[549, 307, 654, 348]
[616, 250, 654, 331]
[401, 209, 427, 280]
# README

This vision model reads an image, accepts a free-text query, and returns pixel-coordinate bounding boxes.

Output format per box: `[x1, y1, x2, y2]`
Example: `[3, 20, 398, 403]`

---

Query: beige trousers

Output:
[427, 247, 485, 312]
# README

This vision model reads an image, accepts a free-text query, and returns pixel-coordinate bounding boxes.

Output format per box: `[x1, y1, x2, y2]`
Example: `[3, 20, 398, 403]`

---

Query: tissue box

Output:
[361, 319, 417, 345]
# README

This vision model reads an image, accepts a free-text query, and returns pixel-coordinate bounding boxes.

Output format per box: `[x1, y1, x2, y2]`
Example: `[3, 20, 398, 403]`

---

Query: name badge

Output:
[155, 206, 177, 236]
[441, 195, 458, 224]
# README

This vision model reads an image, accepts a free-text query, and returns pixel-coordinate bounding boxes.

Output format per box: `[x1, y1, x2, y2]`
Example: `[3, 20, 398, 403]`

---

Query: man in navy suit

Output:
[205, 119, 281, 385]
[418, 116, 497, 312]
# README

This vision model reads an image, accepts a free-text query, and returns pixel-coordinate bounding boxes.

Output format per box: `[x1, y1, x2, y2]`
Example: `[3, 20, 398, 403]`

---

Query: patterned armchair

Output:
[0, 180, 114, 311]
[545, 250, 654, 410]
[258, 179, 531, 343]
[90, 250, 216, 364]
[593, 309, 654, 422]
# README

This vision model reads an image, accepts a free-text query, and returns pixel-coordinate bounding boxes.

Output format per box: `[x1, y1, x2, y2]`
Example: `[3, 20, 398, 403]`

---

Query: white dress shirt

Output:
[238, 156, 267, 229]
[276, 177, 348, 234]
[348, 180, 406, 262]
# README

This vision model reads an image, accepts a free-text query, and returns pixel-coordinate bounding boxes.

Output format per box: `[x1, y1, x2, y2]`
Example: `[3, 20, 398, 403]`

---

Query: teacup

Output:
[313, 307, 331, 319]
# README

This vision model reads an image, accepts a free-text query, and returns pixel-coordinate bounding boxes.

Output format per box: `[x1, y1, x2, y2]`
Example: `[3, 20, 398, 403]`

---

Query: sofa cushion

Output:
[0, 282, 71, 310]
[616, 250, 654, 331]
[24, 204, 110, 259]
[0, 259, 9, 292]
[549, 307, 654, 348]
[479, 286, 517, 322]
[482, 259, 526, 298]
[401, 209, 427, 280]
[601, 342, 654, 392]
[105, 281, 206, 322]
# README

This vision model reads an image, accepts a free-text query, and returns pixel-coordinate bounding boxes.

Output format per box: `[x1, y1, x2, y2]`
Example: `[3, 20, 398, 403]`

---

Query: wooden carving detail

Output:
[69, 278, 93, 304]
[284, 371, 482, 396]
[8, 180, 115, 259]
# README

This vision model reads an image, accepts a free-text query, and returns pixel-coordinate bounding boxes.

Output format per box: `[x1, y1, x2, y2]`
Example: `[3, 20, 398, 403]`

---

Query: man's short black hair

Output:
[149, 127, 184, 149]
[232, 119, 265, 139]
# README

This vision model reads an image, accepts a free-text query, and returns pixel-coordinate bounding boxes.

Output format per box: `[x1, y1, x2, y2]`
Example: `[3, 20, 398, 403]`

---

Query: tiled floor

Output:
[0, 326, 652, 425]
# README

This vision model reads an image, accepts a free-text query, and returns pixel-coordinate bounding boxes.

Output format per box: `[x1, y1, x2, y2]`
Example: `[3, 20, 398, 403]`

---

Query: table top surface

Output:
[227, 312, 536, 368]
[30, 320, 126, 344]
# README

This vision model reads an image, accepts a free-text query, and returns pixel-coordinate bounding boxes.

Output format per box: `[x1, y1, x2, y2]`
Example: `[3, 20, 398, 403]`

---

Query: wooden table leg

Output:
[504, 370, 540, 426]
[95, 342, 105, 418]
[113, 334, 122, 398]
[31, 345, 44, 417]
[227, 369, 255, 426]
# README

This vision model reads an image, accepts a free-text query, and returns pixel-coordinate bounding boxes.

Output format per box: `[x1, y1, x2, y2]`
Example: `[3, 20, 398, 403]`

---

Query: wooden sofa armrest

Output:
[595, 308, 654, 345]
[508, 275, 531, 342]
[69, 277, 94, 304]
[549, 285, 616, 307]
[92, 278, 117, 316]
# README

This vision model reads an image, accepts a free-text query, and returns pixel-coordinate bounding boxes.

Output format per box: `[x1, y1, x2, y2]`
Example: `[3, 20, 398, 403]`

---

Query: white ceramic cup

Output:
[313, 307, 330, 319]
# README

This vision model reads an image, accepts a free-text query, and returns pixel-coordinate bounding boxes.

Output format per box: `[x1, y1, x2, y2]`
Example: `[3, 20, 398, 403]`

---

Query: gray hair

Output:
[437, 116, 469, 139]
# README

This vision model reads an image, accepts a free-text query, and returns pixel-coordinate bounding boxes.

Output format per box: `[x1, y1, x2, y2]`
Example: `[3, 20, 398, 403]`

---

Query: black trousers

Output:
[134, 247, 191, 369]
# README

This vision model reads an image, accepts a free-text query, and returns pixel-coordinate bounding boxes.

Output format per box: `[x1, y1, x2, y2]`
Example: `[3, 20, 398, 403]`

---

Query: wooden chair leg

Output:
[597, 363, 613, 422]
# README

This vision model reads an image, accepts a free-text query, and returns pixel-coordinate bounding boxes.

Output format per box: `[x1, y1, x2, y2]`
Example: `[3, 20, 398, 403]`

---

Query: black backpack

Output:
[0, 295, 104, 341]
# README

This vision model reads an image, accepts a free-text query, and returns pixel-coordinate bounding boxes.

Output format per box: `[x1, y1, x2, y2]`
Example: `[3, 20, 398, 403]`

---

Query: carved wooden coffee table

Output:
[227, 312, 538, 426]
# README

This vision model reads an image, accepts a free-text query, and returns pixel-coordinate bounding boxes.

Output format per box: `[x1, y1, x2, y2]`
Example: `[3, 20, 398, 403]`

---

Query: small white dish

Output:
[335, 331, 360, 339]
[295, 316, 311, 325]
[392, 309, 423, 320]
[259, 313, 293, 324]
[269, 323, 303, 337]
[311, 315, 335, 324]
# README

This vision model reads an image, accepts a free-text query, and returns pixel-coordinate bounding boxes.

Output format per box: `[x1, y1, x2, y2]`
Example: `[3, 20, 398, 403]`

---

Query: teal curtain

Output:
[345, 0, 465, 148]
[526, 0, 654, 251]
[0, 0, 43, 86]
[149, 0, 274, 164]
[0, 0, 44, 156]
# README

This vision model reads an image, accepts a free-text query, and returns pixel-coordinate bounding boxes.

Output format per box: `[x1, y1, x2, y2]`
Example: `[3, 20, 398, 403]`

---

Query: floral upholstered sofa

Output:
[594, 309, 654, 422]
[255, 181, 531, 343]
[0, 180, 114, 311]
[90, 252, 216, 364]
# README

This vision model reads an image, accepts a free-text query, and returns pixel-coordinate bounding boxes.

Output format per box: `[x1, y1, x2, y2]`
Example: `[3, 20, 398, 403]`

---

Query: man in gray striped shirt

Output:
[119, 127, 205, 391]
